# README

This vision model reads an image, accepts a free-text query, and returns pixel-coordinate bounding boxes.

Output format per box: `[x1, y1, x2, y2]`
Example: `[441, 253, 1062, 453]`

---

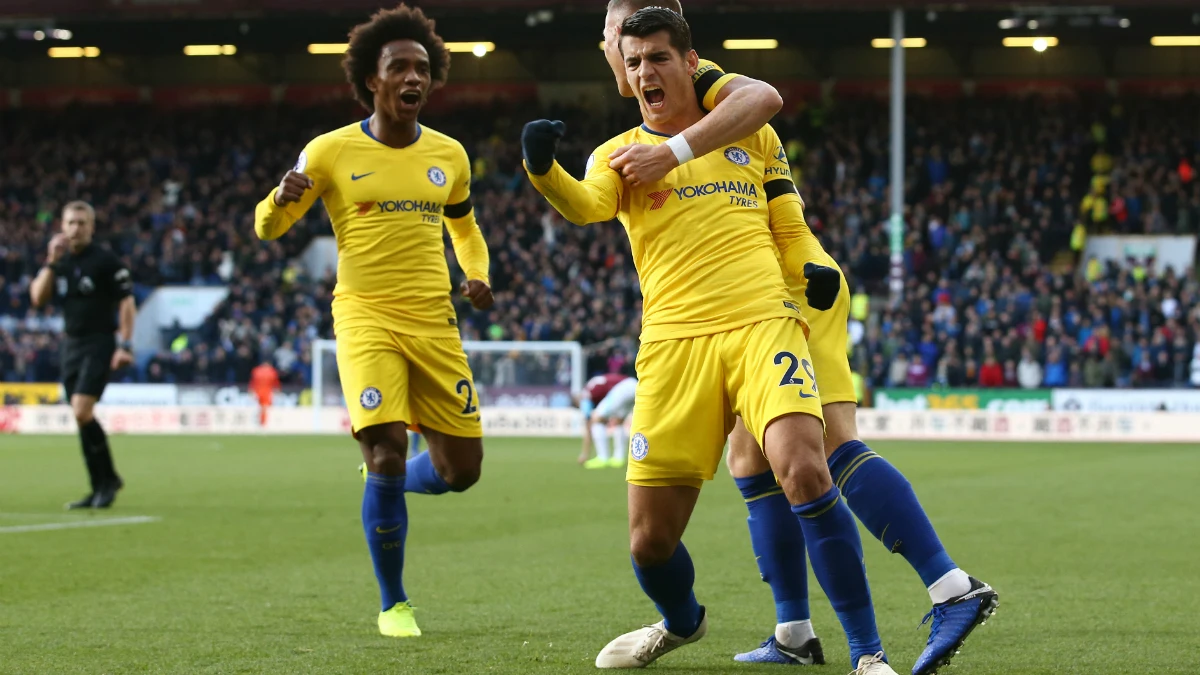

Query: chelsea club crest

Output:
[360, 387, 382, 410]
[724, 147, 751, 166]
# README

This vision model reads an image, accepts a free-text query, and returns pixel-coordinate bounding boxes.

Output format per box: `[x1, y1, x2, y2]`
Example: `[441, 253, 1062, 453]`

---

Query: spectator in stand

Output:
[906, 354, 929, 388]
[889, 351, 910, 388]
[1017, 349, 1042, 390]
[978, 355, 1004, 387]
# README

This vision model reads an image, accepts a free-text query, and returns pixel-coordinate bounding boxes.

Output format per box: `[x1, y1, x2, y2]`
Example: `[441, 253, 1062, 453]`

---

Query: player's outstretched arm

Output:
[522, 120, 622, 226]
[609, 64, 782, 186]
[254, 145, 327, 240]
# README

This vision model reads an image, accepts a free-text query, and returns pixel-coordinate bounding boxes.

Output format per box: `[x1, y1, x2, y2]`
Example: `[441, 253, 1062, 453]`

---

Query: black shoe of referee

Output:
[92, 478, 124, 509]
[66, 492, 98, 510]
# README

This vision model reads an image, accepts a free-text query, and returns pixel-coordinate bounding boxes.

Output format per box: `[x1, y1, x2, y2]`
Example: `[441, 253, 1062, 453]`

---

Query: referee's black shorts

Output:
[62, 334, 115, 400]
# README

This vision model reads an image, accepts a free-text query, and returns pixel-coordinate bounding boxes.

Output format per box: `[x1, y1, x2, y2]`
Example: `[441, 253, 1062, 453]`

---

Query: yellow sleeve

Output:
[761, 126, 827, 276]
[692, 58, 739, 113]
[444, 144, 490, 284]
[524, 148, 623, 226]
[254, 137, 332, 240]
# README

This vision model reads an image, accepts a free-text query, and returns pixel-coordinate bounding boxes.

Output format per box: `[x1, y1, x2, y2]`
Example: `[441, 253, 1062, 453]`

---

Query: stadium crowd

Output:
[2, 93, 1199, 391]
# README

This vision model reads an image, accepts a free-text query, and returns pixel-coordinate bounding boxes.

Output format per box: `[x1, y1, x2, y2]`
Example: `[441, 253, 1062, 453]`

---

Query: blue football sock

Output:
[828, 440, 957, 588]
[735, 470, 810, 624]
[362, 472, 408, 611]
[404, 450, 452, 495]
[793, 486, 883, 666]
[632, 541, 703, 637]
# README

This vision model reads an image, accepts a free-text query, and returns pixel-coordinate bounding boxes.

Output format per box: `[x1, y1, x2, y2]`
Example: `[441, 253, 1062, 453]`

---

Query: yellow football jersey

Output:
[527, 123, 825, 343]
[254, 120, 489, 338]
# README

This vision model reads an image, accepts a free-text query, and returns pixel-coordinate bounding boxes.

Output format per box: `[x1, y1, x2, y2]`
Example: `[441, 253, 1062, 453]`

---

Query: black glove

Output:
[522, 119, 566, 176]
[803, 262, 841, 311]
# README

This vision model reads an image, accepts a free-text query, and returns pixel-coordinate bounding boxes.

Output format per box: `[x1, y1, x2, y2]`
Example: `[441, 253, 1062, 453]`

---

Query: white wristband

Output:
[665, 134, 695, 166]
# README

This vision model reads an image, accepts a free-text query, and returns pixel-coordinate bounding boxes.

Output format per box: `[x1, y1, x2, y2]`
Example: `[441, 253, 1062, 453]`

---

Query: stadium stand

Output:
[2, 95, 1199, 389]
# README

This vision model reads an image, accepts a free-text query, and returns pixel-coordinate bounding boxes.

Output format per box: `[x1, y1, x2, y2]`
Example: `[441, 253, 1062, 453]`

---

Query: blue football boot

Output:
[912, 577, 999, 675]
[734, 635, 825, 665]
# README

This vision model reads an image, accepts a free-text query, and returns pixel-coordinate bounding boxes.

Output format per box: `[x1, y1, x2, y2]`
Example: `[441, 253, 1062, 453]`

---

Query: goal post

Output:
[311, 339, 585, 432]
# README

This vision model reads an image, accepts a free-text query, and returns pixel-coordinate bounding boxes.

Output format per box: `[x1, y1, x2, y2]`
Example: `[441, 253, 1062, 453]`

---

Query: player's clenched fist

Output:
[273, 170, 313, 206]
[803, 262, 841, 311]
[461, 279, 494, 310]
[521, 119, 566, 176]
[608, 143, 677, 187]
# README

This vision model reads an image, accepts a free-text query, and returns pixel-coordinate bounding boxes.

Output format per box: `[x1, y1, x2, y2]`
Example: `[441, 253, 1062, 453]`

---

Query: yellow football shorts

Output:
[336, 326, 482, 438]
[627, 317, 824, 489]
[796, 270, 856, 405]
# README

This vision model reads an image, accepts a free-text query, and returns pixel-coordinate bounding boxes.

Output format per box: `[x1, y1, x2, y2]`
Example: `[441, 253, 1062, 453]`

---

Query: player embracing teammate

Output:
[525, 4, 998, 674]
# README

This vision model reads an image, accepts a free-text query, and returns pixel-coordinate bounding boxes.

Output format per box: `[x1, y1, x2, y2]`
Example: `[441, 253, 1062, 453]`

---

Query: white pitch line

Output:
[0, 516, 160, 534]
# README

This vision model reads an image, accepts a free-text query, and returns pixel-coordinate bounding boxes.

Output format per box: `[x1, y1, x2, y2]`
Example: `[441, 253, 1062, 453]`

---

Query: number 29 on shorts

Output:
[773, 351, 818, 399]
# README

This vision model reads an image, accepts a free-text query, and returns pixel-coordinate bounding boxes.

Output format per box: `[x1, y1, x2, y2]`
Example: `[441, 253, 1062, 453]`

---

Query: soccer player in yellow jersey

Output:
[524, 9, 896, 673]
[600, 4, 999, 673]
[254, 4, 492, 639]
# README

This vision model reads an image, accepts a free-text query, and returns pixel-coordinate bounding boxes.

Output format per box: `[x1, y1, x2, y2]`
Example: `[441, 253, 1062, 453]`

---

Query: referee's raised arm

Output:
[29, 232, 67, 308]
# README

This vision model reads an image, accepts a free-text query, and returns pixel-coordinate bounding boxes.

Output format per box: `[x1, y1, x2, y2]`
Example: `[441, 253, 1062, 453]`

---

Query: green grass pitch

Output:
[2, 435, 1197, 674]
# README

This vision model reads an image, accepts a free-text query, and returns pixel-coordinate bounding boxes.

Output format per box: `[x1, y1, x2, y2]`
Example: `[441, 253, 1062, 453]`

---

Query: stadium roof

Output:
[1, 0, 1198, 18]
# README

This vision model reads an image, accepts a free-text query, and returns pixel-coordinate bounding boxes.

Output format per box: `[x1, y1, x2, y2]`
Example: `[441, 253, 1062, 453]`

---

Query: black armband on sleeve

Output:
[444, 198, 473, 219]
[764, 179, 798, 202]
[692, 68, 725, 111]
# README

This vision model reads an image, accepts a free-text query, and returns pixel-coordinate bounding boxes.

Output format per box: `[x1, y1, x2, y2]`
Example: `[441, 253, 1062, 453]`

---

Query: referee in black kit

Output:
[29, 201, 136, 509]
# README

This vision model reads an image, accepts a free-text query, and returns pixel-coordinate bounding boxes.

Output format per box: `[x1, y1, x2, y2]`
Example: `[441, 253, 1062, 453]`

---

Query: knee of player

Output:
[442, 460, 481, 492]
[777, 462, 834, 504]
[629, 529, 677, 568]
[366, 441, 408, 474]
[726, 441, 770, 479]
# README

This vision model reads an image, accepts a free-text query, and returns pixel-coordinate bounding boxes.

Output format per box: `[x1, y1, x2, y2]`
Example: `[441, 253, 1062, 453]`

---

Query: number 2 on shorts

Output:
[773, 351, 818, 398]
[456, 378, 478, 414]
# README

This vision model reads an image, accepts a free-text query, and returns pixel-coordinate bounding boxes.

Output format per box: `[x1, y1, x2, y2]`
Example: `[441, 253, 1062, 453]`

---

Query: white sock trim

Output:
[927, 568, 971, 605]
[775, 620, 816, 648]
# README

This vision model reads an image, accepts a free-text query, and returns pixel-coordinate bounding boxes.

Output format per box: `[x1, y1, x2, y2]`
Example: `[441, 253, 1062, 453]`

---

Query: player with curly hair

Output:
[254, 3, 493, 638]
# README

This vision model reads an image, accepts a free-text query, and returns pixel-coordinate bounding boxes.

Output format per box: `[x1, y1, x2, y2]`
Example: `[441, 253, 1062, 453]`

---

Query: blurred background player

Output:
[586, 370, 638, 469]
[249, 359, 280, 428]
[601, 2, 998, 671]
[576, 370, 628, 466]
[525, 8, 895, 673]
[29, 201, 135, 510]
[254, 3, 494, 638]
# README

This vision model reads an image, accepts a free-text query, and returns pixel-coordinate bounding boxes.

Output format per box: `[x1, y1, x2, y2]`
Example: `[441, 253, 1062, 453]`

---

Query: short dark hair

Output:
[619, 6, 692, 55]
[342, 3, 450, 113]
[608, 0, 684, 15]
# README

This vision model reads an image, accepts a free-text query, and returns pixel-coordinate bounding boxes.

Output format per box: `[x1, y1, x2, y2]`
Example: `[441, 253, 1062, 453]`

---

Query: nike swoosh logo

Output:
[351, 172, 375, 181]
[955, 583, 995, 602]
[775, 644, 815, 665]
[375, 524, 402, 534]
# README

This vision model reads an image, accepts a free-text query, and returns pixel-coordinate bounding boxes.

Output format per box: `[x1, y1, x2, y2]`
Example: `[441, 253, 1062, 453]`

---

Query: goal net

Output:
[311, 339, 585, 433]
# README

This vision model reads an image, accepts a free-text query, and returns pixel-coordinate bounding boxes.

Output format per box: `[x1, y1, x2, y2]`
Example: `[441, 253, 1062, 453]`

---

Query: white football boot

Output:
[595, 609, 708, 668]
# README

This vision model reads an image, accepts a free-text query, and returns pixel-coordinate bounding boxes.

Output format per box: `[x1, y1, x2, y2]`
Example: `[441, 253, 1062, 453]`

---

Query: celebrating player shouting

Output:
[525, 8, 895, 674]
[254, 4, 493, 638]
[600, 2, 998, 673]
